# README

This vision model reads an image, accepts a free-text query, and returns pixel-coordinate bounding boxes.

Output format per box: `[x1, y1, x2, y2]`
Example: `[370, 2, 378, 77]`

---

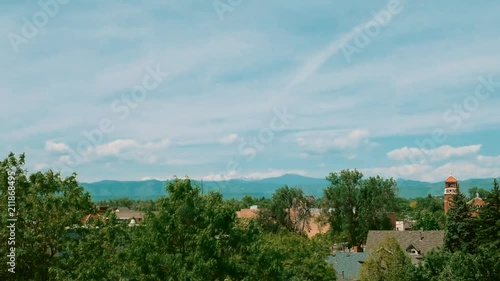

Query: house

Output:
[236, 208, 259, 219]
[235, 206, 329, 238]
[307, 208, 330, 238]
[114, 207, 144, 223]
[396, 219, 415, 231]
[81, 206, 144, 225]
[365, 230, 445, 264]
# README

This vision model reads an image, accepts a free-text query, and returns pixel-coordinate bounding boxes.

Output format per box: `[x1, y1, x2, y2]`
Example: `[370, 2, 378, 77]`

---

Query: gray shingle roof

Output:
[365, 230, 444, 264]
[327, 252, 368, 280]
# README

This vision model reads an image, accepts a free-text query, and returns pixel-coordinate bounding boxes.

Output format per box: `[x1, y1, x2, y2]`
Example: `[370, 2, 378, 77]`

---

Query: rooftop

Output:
[444, 176, 458, 183]
[327, 252, 369, 280]
[365, 230, 445, 264]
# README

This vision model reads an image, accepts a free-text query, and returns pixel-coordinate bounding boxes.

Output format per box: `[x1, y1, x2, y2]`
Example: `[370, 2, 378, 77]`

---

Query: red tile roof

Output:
[444, 176, 458, 183]
[236, 209, 259, 219]
[82, 213, 100, 224]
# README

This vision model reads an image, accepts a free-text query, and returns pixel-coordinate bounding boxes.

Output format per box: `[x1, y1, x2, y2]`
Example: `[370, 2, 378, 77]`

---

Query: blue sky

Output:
[1, 0, 500, 182]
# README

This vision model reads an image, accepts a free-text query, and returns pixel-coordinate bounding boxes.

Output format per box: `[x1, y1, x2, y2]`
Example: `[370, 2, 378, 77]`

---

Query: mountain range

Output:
[80, 174, 499, 202]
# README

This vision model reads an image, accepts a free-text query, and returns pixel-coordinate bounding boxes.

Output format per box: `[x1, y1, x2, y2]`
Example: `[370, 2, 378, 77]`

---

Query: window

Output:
[407, 248, 419, 255]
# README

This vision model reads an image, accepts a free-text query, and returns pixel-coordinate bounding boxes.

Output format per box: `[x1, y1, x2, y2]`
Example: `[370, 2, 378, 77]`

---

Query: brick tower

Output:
[444, 175, 459, 214]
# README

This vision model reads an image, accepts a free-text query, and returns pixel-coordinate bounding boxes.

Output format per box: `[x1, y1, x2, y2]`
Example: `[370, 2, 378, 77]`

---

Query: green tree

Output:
[247, 232, 336, 281]
[358, 176, 398, 232]
[477, 179, 500, 247]
[411, 248, 450, 281]
[444, 191, 476, 253]
[412, 209, 444, 230]
[0, 153, 94, 280]
[49, 213, 133, 280]
[359, 235, 413, 281]
[467, 186, 489, 200]
[118, 177, 260, 280]
[323, 170, 397, 247]
[413, 245, 500, 281]
[258, 186, 313, 235]
[324, 170, 363, 246]
[473, 243, 500, 280]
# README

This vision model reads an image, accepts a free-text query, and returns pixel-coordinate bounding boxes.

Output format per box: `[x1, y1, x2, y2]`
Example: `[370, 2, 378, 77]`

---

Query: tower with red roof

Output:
[444, 175, 459, 214]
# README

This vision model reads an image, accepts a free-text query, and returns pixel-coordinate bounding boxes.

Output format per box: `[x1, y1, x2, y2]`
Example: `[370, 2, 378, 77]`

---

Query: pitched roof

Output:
[114, 208, 144, 220]
[236, 208, 259, 219]
[467, 196, 485, 205]
[444, 176, 458, 183]
[327, 252, 369, 280]
[81, 213, 100, 224]
[365, 230, 444, 256]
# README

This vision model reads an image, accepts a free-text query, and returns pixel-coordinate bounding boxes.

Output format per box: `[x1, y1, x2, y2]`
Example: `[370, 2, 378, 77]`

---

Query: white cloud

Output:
[287, 17, 378, 90]
[141, 176, 167, 181]
[242, 169, 307, 180]
[363, 158, 500, 182]
[218, 133, 239, 145]
[202, 169, 307, 181]
[476, 155, 500, 166]
[45, 140, 69, 152]
[4, 2, 500, 182]
[144, 138, 171, 149]
[33, 163, 49, 170]
[294, 129, 373, 154]
[387, 145, 481, 163]
[51, 138, 171, 169]
[202, 170, 240, 181]
[58, 155, 73, 165]
[94, 139, 139, 156]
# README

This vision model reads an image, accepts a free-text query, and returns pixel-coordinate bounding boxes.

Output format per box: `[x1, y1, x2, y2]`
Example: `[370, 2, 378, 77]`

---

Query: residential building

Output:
[235, 206, 329, 238]
[81, 206, 144, 225]
[396, 219, 415, 231]
[365, 230, 445, 264]
[114, 207, 144, 223]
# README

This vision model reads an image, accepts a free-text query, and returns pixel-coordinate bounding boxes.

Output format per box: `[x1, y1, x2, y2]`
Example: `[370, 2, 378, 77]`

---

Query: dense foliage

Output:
[1, 153, 499, 280]
[0, 154, 336, 281]
[360, 235, 414, 281]
[323, 170, 398, 247]
[360, 179, 500, 281]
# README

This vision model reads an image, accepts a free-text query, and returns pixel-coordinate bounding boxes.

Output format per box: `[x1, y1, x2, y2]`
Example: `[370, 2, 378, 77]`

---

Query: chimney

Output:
[419, 230, 424, 240]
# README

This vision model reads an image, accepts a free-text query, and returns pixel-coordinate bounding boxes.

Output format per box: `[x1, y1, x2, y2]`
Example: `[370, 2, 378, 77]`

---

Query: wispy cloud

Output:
[388, 145, 482, 163]
[2, 1, 500, 182]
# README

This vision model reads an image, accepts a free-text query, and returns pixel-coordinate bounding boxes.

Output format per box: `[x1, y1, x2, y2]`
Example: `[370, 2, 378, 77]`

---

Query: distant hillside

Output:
[80, 174, 499, 201]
